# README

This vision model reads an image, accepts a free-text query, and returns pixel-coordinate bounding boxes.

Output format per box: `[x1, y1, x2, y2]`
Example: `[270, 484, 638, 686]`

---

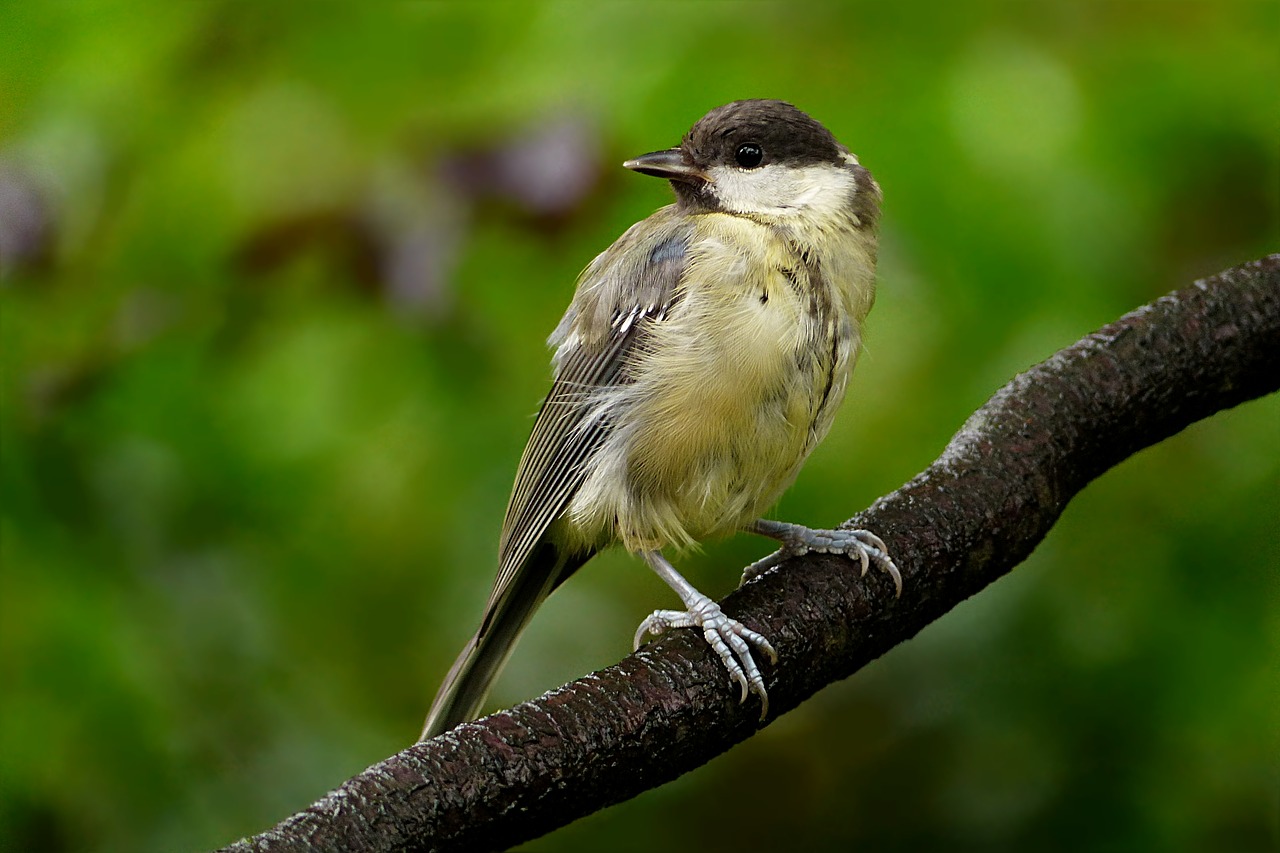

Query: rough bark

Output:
[221, 255, 1280, 853]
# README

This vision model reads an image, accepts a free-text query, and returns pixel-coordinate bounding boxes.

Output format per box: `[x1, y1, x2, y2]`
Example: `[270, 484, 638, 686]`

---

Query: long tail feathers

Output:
[419, 544, 585, 741]
[418, 619, 524, 741]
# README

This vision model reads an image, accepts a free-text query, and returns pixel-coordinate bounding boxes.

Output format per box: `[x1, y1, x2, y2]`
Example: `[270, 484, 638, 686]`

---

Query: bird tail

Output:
[419, 543, 585, 741]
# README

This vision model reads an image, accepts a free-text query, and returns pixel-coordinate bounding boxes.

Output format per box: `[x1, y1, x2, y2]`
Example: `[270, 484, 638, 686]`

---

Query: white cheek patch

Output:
[707, 163, 856, 219]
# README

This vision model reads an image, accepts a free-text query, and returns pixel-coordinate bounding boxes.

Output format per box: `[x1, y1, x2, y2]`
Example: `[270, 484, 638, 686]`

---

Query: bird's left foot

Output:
[743, 519, 902, 594]
[635, 594, 778, 720]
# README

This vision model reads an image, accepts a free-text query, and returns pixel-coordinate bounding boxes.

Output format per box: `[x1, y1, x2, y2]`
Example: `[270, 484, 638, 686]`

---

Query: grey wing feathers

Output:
[422, 211, 692, 739]
[481, 213, 694, 628]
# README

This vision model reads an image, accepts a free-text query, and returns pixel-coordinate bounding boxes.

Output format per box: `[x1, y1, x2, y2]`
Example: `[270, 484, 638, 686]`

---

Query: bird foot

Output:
[743, 520, 902, 594]
[635, 595, 778, 720]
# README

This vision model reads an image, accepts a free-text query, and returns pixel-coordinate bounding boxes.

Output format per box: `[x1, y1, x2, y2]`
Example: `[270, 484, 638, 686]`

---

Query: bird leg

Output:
[635, 550, 778, 720]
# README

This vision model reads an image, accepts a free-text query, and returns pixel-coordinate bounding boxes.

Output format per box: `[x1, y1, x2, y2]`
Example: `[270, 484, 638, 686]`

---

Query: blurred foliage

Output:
[1, 2, 1277, 851]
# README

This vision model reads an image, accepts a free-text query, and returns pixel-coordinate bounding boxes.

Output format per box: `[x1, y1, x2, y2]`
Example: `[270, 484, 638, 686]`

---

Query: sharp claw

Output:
[886, 560, 903, 597]
[761, 639, 779, 665]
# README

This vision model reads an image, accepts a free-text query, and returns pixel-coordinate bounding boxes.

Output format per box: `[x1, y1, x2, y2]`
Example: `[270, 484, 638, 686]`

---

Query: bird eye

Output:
[735, 142, 764, 168]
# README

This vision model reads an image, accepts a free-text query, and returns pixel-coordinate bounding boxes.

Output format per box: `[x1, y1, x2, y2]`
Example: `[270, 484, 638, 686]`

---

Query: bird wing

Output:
[478, 212, 693, 633]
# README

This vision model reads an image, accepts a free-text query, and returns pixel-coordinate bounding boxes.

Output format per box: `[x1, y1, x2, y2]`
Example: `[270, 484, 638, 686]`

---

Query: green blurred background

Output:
[1, 2, 1277, 851]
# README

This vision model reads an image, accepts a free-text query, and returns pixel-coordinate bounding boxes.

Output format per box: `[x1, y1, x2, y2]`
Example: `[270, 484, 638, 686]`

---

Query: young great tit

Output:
[421, 99, 899, 741]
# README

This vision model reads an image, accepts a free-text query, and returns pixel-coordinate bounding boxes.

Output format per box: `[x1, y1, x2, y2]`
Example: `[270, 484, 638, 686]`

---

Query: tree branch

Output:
[222, 255, 1280, 853]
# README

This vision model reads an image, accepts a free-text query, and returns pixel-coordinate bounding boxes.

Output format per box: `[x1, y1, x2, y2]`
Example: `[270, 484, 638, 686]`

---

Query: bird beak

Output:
[623, 148, 709, 184]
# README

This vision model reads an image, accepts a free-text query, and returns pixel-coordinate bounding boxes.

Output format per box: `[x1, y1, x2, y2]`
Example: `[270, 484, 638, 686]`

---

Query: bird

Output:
[420, 99, 899, 741]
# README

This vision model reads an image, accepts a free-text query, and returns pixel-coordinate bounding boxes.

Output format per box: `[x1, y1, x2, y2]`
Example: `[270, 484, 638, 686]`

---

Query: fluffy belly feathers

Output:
[564, 222, 850, 553]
